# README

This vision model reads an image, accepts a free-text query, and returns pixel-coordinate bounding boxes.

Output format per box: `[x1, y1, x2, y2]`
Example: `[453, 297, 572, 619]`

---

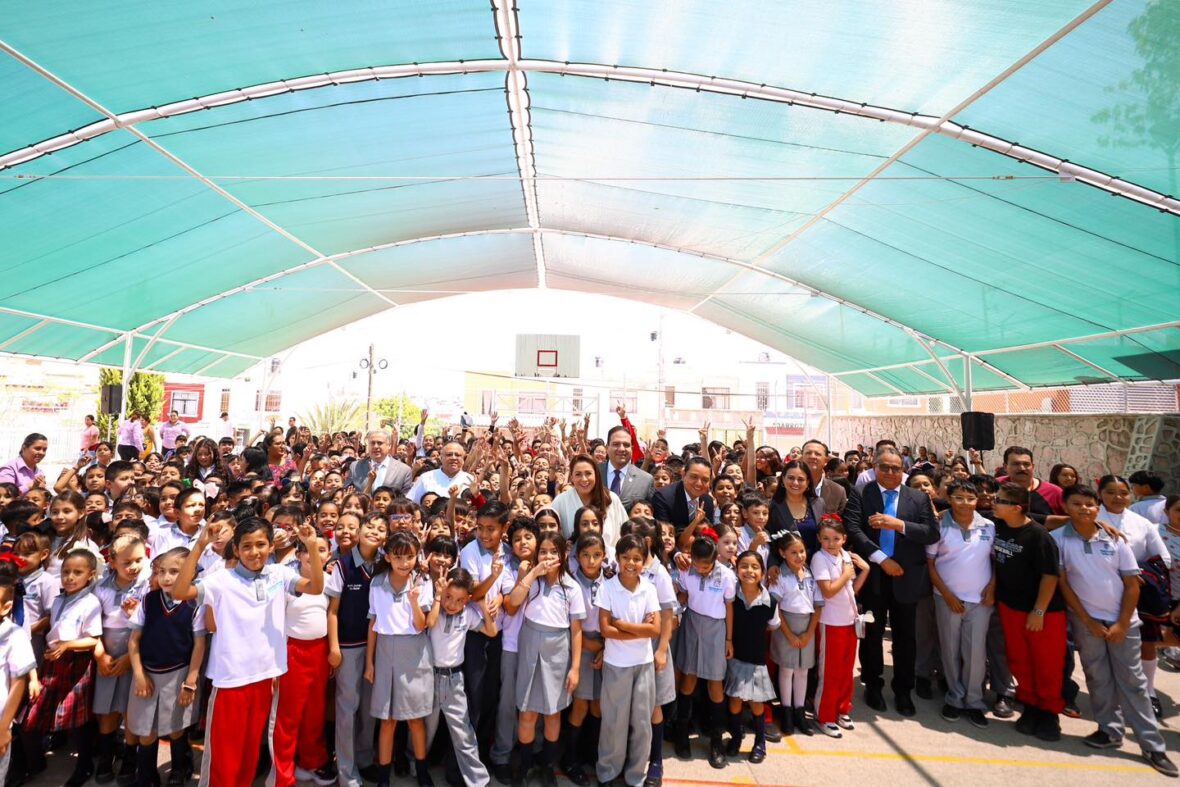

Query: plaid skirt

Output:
[21, 650, 94, 733]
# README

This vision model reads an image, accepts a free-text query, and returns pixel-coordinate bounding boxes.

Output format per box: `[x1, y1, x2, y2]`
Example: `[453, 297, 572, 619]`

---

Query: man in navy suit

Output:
[844, 446, 939, 716]
[652, 456, 715, 536]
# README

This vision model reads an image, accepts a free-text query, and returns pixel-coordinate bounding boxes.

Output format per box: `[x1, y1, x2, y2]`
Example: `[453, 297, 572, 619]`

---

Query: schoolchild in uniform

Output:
[565, 533, 609, 786]
[737, 496, 772, 570]
[21, 549, 103, 786]
[1053, 485, 1178, 777]
[424, 569, 497, 787]
[150, 488, 204, 558]
[490, 517, 538, 783]
[92, 533, 150, 784]
[172, 516, 324, 787]
[568, 507, 616, 577]
[45, 492, 104, 579]
[768, 531, 821, 736]
[596, 534, 661, 787]
[365, 531, 435, 787]
[506, 531, 585, 787]
[926, 479, 996, 727]
[273, 530, 335, 786]
[713, 523, 740, 573]
[623, 519, 677, 787]
[126, 547, 207, 787]
[12, 531, 54, 661]
[326, 510, 384, 787]
[459, 501, 509, 750]
[725, 551, 780, 763]
[672, 534, 736, 769]
[811, 517, 869, 739]
[0, 569, 35, 785]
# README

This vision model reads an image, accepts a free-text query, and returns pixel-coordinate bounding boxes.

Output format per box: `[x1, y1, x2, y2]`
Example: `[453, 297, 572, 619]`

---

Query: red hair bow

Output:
[820, 513, 843, 524]
[0, 553, 27, 570]
[698, 526, 719, 542]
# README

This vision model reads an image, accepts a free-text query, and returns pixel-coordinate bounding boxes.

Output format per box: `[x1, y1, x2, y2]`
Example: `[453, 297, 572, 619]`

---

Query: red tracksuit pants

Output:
[203, 678, 275, 786]
[814, 623, 857, 724]
[272, 637, 331, 786]
[998, 602, 1066, 714]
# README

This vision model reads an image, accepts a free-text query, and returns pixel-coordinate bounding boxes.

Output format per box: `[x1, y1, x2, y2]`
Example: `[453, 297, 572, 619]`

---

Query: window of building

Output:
[517, 392, 547, 414]
[609, 390, 638, 414]
[755, 382, 769, 410]
[255, 390, 283, 412]
[702, 387, 730, 410]
[480, 390, 496, 415]
[664, 386, 675, 407]
[171, 390, 200, 418]
[571, 387, 584, 415]
[219, 388, 231, 414]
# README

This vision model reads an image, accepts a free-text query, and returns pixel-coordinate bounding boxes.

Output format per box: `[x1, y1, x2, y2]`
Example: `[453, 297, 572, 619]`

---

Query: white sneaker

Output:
[820, 722, 843, 738]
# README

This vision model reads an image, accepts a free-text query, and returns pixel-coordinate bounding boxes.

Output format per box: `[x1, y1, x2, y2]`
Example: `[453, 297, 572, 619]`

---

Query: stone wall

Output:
[827, 413, 1180, 491]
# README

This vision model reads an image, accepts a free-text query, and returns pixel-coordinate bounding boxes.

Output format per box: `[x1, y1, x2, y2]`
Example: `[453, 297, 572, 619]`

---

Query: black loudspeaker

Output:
[100, 384, 122, 415]
[960, 411, 995, 451]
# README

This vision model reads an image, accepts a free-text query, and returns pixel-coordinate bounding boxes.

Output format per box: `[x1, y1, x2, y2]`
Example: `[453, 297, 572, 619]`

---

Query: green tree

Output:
[372, 395, 445, 440]
[300, 398, 364, 435]
[95, 368, 166, 441]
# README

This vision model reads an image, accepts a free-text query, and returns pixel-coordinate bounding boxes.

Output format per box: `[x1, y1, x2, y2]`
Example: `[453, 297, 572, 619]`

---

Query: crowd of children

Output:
[0, 417, 1177, 786]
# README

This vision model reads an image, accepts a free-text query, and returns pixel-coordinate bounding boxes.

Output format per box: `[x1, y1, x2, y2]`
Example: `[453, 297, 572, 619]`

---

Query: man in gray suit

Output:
[800, 438, 847, 515]
[600, 424, 654, 510]
[348, 429, 413, 496]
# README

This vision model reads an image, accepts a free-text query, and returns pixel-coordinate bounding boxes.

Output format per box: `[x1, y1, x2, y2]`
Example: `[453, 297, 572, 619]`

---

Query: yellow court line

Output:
[761, 742, 1154, 773]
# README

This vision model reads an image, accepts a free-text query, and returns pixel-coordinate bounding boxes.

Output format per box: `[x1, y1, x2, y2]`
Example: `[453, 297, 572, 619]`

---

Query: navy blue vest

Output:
[338, 552, 375, 648]
[140, 589, 198, 673]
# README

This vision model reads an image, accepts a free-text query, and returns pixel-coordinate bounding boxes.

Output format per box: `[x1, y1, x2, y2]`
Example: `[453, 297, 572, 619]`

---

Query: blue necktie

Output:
[880, 489, 897, 557]
[610, 469, 622, 495]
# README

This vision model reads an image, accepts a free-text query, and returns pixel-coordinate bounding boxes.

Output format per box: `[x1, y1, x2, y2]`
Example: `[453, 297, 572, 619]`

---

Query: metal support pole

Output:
[963, 354, 974, 411]
[826, 374, 834, 450]
[365, 343, 375, 432]
[119, 334, 132, 421]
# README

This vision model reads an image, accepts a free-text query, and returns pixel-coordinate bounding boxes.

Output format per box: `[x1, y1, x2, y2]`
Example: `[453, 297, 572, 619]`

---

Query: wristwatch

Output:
[1032, 608, 1045, 617]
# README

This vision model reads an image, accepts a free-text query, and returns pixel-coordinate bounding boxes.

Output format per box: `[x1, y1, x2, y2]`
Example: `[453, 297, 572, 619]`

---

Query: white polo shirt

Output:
[497, 561, 526, 652]
[196, 563, 301, 688]
[769, 570, 823, 615]
[596, 575, 660, 667]
[47, 589, 103, 647]
[285, 581, 329, 639]
[459, 539, 507, 583]
[810, 549, 857, 626]
[430, 605, 485, 668]
[674, 563, 736, 620]
[408, 468, 474, 504]
[574, 569, 606, 635]
[368, 573, 433, 636]
[1052, 523, 1140, 624]
[0, 620, 35, 710]
[1101, 506, 1170, 566]
[522, 576, 586, 627]
[737, 525, 770, 568]
[641, 561, 678, 612]
[925, 511, 995, 604]
[94, 571, 152, 631]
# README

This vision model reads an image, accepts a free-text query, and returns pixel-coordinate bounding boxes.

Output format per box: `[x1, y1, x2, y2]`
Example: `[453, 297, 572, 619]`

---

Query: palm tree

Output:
[300, 398, 364, 435]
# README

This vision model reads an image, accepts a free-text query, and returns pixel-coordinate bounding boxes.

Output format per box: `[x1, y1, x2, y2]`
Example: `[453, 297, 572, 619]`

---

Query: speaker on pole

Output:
[960, 411, 995, 451]
[100, 384, 123, 416]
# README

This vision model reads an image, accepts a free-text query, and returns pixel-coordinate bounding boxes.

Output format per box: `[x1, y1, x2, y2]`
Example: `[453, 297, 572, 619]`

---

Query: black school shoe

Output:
[1145, 751, 1180, 778]
[1034, 711, 1061, 742]
[1014, 707, 1039, 736]
[1082, 730, 1122, 749]
[707, 736, 727, 770]
[915, 678, 933, 700]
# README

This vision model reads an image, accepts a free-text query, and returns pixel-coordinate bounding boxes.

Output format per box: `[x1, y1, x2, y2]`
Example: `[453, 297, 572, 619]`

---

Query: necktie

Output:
[688, 497, 697, 518]
[610, 469, 622, 496]
[880, 489, 897, 557]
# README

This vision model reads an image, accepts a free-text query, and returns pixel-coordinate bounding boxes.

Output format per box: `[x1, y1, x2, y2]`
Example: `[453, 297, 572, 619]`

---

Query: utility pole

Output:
[359, 344, 388, 432]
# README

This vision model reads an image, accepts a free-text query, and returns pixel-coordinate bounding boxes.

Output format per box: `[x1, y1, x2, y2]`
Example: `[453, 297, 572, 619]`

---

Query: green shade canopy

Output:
[1, 0, 1177, 395]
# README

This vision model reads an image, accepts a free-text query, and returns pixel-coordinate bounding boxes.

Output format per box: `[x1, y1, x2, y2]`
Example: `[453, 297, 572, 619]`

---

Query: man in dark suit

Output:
[800, 438, 846, 515]
[843, 446, 938, 716]
[347, 429, 413, 496]
[652, 456, 715, 535]
[600, 425, 655, 510]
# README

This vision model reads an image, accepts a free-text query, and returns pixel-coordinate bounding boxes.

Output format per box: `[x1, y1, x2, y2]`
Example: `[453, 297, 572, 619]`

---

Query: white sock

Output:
[779, 668, 795, 707]
[793, 669, 808, 709]
[1144, 656, 1158, 698]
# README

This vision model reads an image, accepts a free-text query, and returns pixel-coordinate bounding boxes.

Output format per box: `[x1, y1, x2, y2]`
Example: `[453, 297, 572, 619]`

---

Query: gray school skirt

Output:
[126, 666, 200, 737]
[516, 620, 572, 715]
[574, 633, 603, 701]
[770, 611, 817, 670]
[652, 636, 676, 706]
[371, 632, 434, 721]
[93, 628, 133, 715]
[725, 659, 777, 703]
[673, 610, 726, 681]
